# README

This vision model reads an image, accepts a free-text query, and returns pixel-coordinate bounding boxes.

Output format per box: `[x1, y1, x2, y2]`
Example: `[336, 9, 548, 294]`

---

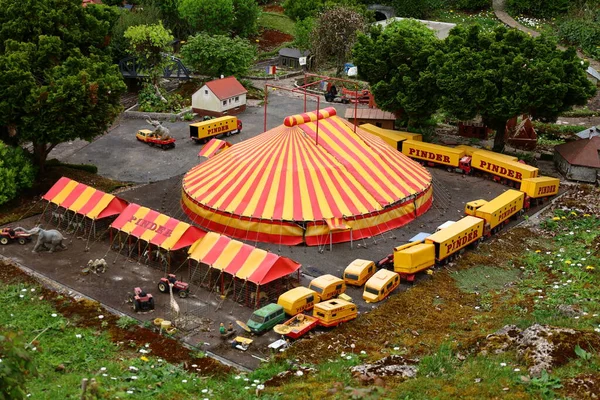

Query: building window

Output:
[235, 96, 239, 102]
[204, 90, 208, 95]
[222, 100, 227, 106]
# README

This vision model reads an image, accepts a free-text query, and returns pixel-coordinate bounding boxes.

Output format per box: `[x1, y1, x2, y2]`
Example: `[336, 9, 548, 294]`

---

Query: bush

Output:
[506, 0, 569, 18]
[0, 330, 37, 399]
[0, 142, 36, 206]
[557, 19, 600, 59]
[138, 83, 187, 113]
[450, 0, 490, 10]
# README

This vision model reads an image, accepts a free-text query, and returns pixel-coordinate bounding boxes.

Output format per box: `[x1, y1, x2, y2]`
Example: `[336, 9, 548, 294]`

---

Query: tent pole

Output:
[351, 228, 353, 249]
[330, 231, 332, 252]
[255, 285, 261, 309]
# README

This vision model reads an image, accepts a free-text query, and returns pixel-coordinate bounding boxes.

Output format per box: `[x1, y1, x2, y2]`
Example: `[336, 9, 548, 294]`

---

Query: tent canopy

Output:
[43, 177, 128, 220]
[188, 232, 300, 285]
[198, 138, 232, 158]
[110, 203, 206, 251]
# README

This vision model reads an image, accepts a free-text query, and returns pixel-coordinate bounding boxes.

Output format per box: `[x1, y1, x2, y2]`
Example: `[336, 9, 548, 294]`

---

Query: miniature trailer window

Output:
[365, 286, 379, 295]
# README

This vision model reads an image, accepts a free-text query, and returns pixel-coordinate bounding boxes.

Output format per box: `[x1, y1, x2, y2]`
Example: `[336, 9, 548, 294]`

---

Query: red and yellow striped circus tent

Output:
[182, 107, 433, 246]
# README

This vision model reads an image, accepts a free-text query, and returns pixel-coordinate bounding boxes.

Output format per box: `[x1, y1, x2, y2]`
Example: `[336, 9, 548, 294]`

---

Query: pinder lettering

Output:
[428, 152, 435, 160]
[480, 160, 487, 168]
[409, 148, 416, 155]
[444, 156, 450, 163]
[516, 172, 522, 180]
[436, 154, 442, 161]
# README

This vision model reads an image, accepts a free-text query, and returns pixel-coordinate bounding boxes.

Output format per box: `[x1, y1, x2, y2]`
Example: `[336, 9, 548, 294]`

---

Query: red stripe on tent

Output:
[250, 135, 285, 218]
[110, 203, 141, 230]
[130, 208, 159, 238]
[150, 215, 181, 247]
[223, 245, 254, 276]
[254, 257, 301, 285]
[202, 235, 232, 265]
[42, 177, 71, 201]
[77, 190, 105, 216]
[246, 252, 278, 283]
[171, 226, 206, 251]
[60, 183, 88, 209]
[96, 197, 128, 219]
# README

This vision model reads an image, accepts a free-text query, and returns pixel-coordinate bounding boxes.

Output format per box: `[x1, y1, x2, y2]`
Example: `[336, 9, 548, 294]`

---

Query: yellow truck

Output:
[520, 177, 560, 204]
[359, 124, 406, 150]
[189, 116, 242, 143]
[454, 145, 517, 161]
[392, 242, 436, 282]
[425, 216, 484, 262]
[401, 140, 466, 168]
[465, 189, 525, 237]
[471, 151, 538, 183]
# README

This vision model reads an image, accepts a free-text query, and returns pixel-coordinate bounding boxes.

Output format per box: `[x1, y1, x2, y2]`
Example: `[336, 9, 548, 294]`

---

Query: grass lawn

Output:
[258, 12, 296, 36]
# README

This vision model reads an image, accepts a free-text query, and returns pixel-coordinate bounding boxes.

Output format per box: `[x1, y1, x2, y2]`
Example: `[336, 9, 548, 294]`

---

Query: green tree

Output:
[140, 0, 191, 38]
[109, 4, 163, 62]
[0, 0, 126, 172]
[312, 6, 366, 75]
[283, 0, 324, 21]
[353, 19, 441, 125]
[232, 0, 261, 38]
[391, 0, 435, 19]
[294, 17, 316, 51]
[0, 330, 37, 400]
[178, 0, 234, 35]
[431, 25, 596, 151]
[181, 33, 256, 77]
[124, 22, 174, 85]
[0, 142, 36, 205]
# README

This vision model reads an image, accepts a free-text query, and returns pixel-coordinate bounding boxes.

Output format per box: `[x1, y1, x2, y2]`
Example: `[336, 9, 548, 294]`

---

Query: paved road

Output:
[54, 93, 355, 183]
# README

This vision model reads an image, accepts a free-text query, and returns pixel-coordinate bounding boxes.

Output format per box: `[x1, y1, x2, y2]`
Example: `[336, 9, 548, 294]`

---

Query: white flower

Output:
[201, 389, 208, 393]
[100, 367, 107, 371]
[127, 391, 133, 394]
[244, 378, 249, 381]
[514, 368, 521, 372]
[595, 328, 600, 332]
[51, 313, 57, 317]
[19, 295, 24, 298]
[30, 288, 35, 292]
[537, 289, 543, 293]
[346, 356, 352, 360]
[549, 261, 553, 264]
[567, 280, 572, 283]
[21, 289, 27, 292]
[234, 375, 241, 380]
[500, 362, 507, 367]
[257, 384, 265, 390]
[360, 350, 366, 355]
[182, 380, 188, 383]
[102, 373, 108, 377]
[251, 383, 256, 387]
[393, 347, 400, 351]
[131, 376, 138, 380]
[75, 334, 82, 339]
[139, 349, 149, 354]
[581, 258, 587, 261]
[98, 315, 104, 319]
[341, 352, 346, 357]
[129, 366, 138, 371]
[296, 370, 304, 376]
[553, 285, 559, 289]
[253, 379, 260, 383]
[244, 386, 250, 390]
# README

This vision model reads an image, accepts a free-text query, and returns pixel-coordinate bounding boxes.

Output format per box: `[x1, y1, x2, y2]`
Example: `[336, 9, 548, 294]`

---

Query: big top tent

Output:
[182, 107, 433, 246]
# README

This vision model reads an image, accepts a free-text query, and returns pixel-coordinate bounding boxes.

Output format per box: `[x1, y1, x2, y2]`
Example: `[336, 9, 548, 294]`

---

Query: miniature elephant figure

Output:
[18, 226, 67, 253]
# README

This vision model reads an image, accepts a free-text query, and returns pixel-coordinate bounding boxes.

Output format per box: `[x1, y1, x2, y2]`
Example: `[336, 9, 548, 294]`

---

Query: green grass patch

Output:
[431, 9, 502, 32]
[452, 265, 521, 294]
[258, 12, 296, 36]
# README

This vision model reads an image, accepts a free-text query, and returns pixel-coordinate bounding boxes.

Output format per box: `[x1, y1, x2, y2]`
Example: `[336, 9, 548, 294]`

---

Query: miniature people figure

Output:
[219, 323, 226, 335]
[228, 322, 234, 332]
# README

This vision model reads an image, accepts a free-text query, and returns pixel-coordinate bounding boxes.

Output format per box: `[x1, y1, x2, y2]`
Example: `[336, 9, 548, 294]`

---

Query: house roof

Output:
[576, 126, 600, 140]
[344, 108, 396, 121]
[278, 48, 310, 59]
[554, 136, 600, 168]
[205, 76, 247, 100]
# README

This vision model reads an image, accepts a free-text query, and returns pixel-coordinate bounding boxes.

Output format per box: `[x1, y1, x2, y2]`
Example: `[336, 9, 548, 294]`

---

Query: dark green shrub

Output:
[450, 0, 490, 11]
[138, 83, 187, 113]
[506, 0, 569, 18]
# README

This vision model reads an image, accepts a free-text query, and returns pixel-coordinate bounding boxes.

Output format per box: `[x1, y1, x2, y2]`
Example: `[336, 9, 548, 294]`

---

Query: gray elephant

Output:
[16, 226, 67, 253]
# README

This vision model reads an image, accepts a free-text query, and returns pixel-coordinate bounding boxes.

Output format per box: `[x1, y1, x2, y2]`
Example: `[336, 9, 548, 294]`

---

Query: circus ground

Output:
[0, 92, 582, 373]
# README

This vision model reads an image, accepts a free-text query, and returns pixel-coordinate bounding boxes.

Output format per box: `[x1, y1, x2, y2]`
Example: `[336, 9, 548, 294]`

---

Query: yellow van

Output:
[313, 299, 358, 327]
[343, 259, 376, 287]
[277, 287, 319, 316]
[308, 274, 346, 301]
[363, 269, 400, 303]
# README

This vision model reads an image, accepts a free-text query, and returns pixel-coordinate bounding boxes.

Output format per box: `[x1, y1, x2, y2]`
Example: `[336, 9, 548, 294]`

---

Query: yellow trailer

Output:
[471, 151, 538, 182]
[359, 124, 406, 150]
[465, 189, 524, 236]
[402, 140, 465, 168]
[189, 116, 242, 143]
[393, 241, 435, 281]
[395, 130, 423, 142]
[520, 176, 560, 199]
[425, 216, 484, 262]
[455, 145, 517, 161]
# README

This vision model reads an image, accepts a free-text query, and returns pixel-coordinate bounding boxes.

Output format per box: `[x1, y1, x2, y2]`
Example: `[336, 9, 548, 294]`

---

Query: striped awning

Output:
[183, 107, 431, 222]
[188, 232, 300, 285]
[42, 177, 128, 220]
[110, 203, 206, 251]
[198, 139, 232, 158]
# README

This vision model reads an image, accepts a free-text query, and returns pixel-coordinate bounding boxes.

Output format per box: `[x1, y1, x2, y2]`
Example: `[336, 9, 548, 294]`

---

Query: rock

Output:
[557, 304, 582, 318]
[351, 355, 418, 380]
[55, 364, 66, 372]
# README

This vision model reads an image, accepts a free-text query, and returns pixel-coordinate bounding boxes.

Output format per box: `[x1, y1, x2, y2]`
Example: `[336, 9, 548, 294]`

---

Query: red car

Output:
[0, 228, 32, 245]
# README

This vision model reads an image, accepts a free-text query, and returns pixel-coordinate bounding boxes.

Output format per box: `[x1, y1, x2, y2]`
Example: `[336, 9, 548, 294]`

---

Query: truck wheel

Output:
[18, 238, 27, 245]
[0, 237, 8, 245]
[179, 290, 189, 299]
[134, 299, 141, 312]
[148, 298, 155, 310]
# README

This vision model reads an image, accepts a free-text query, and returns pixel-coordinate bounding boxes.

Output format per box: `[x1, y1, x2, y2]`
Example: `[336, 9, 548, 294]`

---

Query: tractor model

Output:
[157, 274, 189, 298]
[128, 287, 155, 312]
[0, 227, 32, 245]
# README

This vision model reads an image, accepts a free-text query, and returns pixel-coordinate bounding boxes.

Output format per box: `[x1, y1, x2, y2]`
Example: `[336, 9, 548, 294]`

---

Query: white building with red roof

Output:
[191, 76, 248, 117]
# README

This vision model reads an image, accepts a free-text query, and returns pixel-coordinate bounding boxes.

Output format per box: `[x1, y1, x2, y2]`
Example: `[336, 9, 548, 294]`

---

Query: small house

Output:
[576, 126, 600, 140]
[278, 48, 311, 69]
[554, 136, 600, 183]
[344, 108, 396, 129]
[586, 66, 600, 86]
[191, 76, 247, 117]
